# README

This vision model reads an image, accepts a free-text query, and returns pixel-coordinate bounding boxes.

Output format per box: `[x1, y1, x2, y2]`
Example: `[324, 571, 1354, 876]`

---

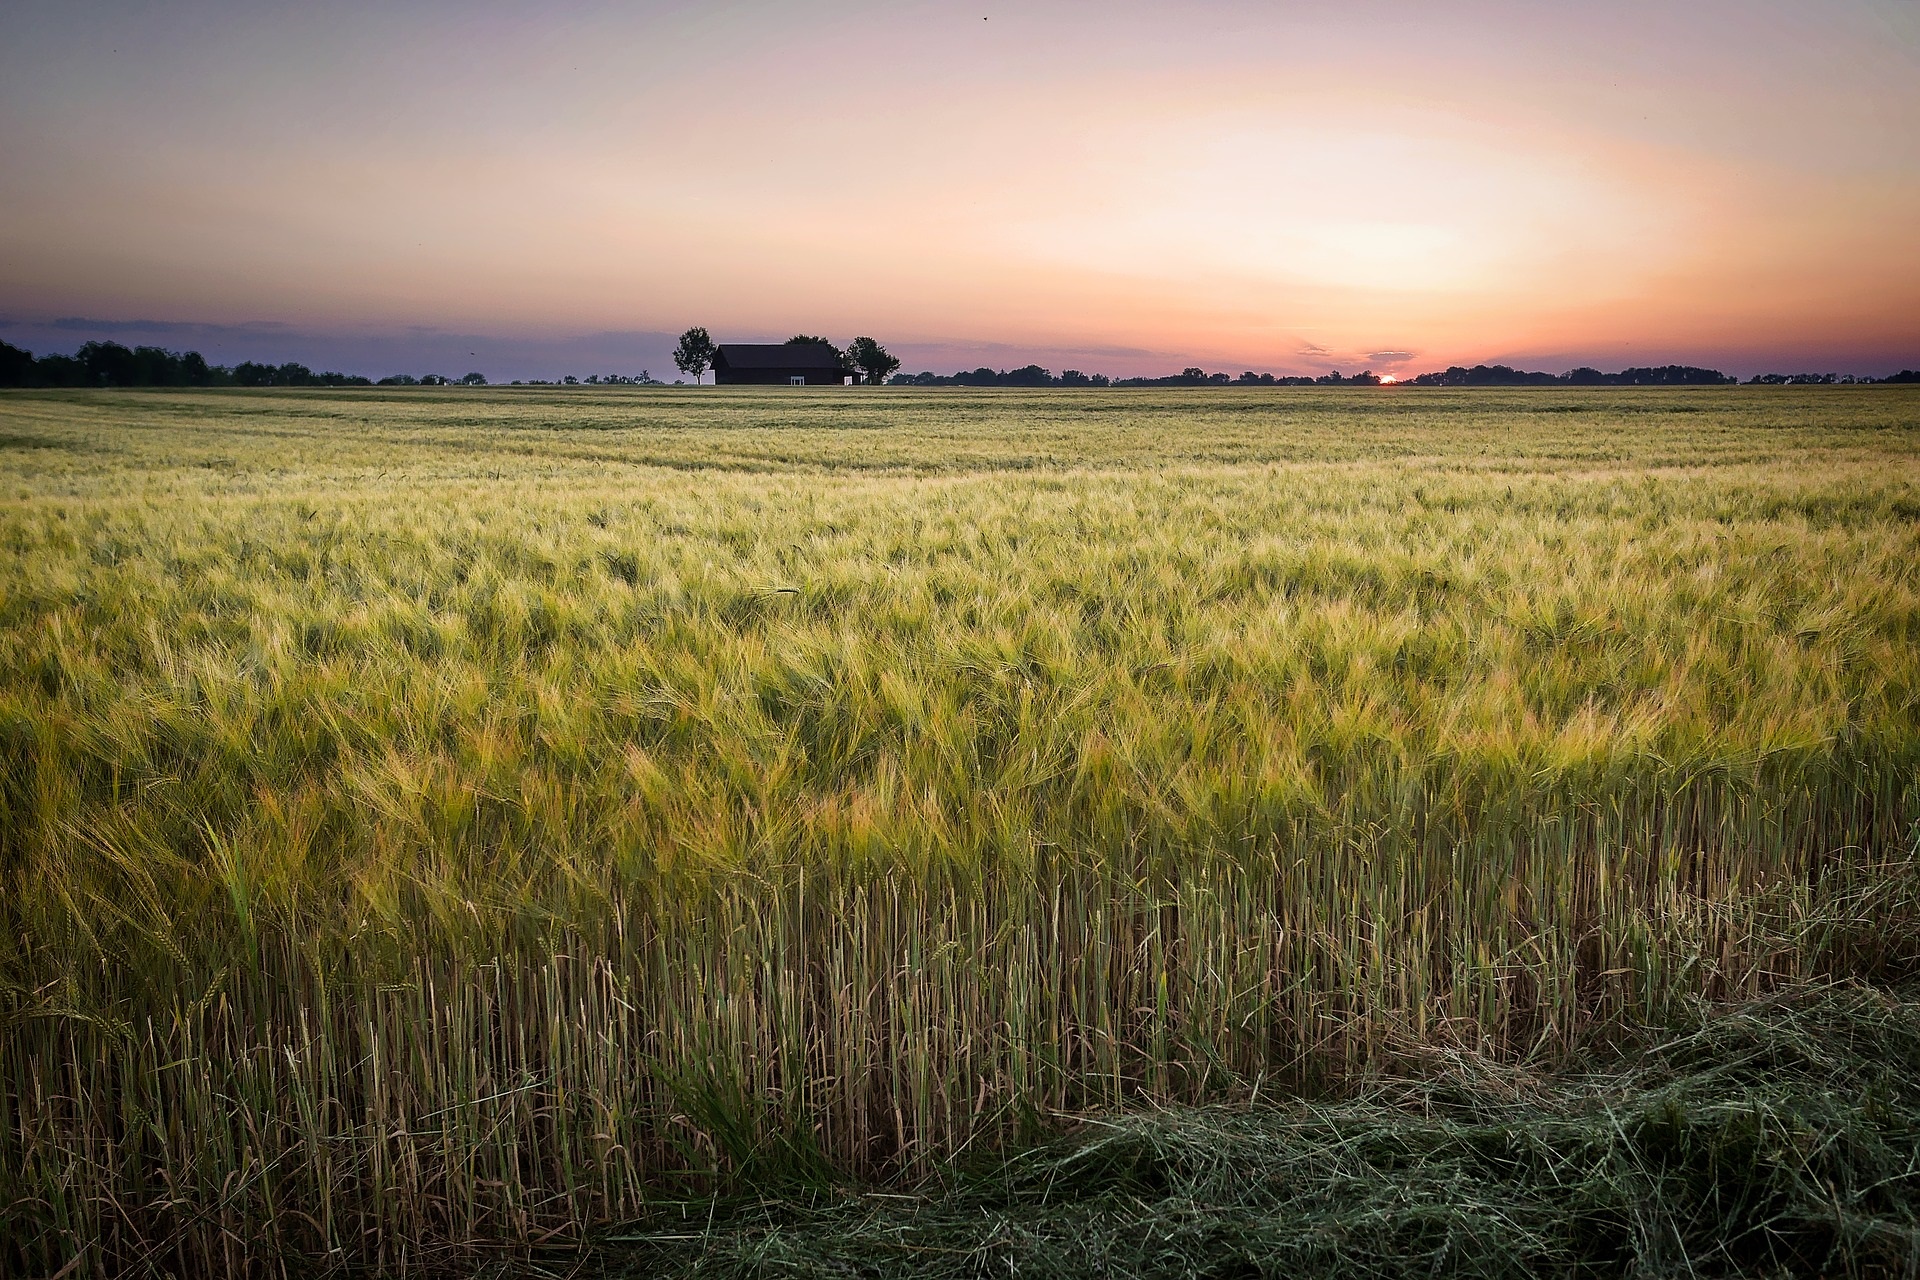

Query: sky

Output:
[1, 0, 1917, 381]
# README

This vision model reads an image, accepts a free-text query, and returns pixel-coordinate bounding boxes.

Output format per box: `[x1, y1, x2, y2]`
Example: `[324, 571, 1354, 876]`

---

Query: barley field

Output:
[2, 386, 1917, 1275]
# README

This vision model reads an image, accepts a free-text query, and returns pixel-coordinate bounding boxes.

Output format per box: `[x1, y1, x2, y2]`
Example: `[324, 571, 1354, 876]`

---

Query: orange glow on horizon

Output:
[0, 1, 1914, 377]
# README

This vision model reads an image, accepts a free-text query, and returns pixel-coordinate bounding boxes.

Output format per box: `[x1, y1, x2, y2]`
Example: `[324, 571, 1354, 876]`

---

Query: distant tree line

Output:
[0, 339, 507, 389]
[376, 373, 489, 386]
[893, 366, 1415, 387]
[894, 365, 1099, 387]
[1406, 364, 1739, 386]
[1120, 369, 1384, 387]
[509, 373, 665, 386]
[1745, 370, 1919, 385]
[891, 362, 1920, 388]
[0, 340, 380, 388]
[1410, 364, 1919, 387]
[891, 366, 1335, 387]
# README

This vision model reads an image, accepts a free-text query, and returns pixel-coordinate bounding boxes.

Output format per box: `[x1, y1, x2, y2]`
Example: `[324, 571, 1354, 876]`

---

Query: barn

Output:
[712, 343, 849, 386]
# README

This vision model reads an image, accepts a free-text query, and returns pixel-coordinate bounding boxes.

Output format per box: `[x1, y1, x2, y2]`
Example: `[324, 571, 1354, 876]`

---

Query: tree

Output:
[0, 340, 33, 387]
[786, 335, 853, 378]
[845, 336, 900, 386]
[673, 327, 716, 385]
[77, 341, 138, 387]
[35, 354, 83, 387]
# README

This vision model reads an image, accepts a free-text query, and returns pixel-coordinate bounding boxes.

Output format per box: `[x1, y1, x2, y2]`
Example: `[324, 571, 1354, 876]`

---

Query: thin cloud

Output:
[44, 317, 293, 334]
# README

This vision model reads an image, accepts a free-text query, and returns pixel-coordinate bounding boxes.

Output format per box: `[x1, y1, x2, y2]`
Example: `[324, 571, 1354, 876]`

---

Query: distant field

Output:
[3, 386, 1918, 1274]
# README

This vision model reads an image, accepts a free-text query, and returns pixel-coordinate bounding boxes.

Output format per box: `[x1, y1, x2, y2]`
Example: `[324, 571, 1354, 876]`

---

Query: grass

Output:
[0, 385, 1916, 1275]
[600, 982, 1920, 1280]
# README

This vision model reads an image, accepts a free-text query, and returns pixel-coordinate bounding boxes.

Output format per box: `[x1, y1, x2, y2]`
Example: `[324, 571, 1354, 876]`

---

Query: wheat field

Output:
[2, 386, 1917, 1274]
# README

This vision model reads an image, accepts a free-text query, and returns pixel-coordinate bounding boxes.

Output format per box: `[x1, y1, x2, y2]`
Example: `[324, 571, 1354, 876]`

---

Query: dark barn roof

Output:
[712, 343, 847, 385]
[715, 342, 838, 369]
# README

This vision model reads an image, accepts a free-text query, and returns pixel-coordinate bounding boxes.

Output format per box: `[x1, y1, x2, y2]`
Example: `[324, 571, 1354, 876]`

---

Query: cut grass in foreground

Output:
[601, 981, 1920, 1280]
[1, 387, 1917, 1274]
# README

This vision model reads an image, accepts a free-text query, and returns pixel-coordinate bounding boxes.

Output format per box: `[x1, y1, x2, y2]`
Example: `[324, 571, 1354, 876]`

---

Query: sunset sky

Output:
[2, 0, 1917, 380]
